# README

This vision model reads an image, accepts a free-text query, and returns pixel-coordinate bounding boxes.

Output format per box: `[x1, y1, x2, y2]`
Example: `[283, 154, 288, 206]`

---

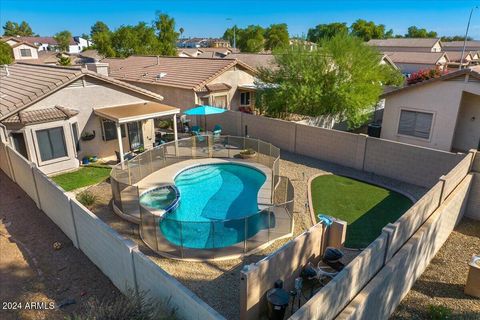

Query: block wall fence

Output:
[0, 141, 225, 320]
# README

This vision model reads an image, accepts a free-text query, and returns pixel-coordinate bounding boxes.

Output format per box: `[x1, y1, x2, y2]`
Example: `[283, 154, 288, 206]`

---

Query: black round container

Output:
[367, 123, 382, 138]
[266, 287, 290, 320]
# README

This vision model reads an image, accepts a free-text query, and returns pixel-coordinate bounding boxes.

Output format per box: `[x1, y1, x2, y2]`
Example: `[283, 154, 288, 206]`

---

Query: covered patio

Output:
[94, 101, 180, 164]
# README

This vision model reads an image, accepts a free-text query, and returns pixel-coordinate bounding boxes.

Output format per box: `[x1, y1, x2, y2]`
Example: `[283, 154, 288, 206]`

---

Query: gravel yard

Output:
[392, 218, 480, 320]
[88, 151, 426, 319]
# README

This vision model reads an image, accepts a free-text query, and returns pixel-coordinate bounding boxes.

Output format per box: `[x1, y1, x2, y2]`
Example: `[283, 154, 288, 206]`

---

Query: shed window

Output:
[20, 49, 32, 57]
[102, 119, 126, 141]
[398, 110, 433, 139]
[36, 127, 68, 161]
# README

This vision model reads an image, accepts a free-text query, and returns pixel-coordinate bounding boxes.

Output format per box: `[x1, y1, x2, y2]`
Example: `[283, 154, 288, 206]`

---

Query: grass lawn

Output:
[311, 174, 412, 248]
[51, 165, 111, 191]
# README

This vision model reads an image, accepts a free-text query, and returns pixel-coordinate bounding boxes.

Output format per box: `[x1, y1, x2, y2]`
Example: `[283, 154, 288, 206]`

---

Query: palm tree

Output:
[179, 27, 184, 39]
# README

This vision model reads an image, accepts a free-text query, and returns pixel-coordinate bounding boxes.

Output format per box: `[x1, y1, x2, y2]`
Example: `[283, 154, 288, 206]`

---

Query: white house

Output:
[384, 51, 449, 76]
[2, 38, 39, 60]
[8, 36, 82, 53]
[74, 36, 93, 51]
[380, 67, 480, 152]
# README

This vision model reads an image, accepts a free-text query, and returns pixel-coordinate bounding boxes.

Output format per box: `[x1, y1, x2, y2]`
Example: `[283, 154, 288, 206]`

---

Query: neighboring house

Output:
[102, 56, 258, 112]
[367, 38, 443, 53]
[385, 51, 449, 75]
[208, 38, 231, 48]
[7, 36, 81, 53]
[3, 39, 39, 60]
[178, 48, 233, 58]
[380, 67, 480, 152]
[289, 38, 317, 51]
[445, 51, 476, 68]
[177, 38, 208, 48]
[73, 36, 93, 51]
[379, 53, 399, 70]
[226, 53, 277, 71]
[442, 40, 480, 52]
[0, 63, 179, 175]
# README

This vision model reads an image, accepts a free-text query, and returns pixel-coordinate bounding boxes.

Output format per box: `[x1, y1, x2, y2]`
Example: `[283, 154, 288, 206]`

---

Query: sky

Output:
[1, 0, 480, 39]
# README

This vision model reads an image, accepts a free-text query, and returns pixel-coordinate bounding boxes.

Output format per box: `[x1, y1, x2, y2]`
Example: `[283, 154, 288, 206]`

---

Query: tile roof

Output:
[102, 56, 256, 91]
[367, 38, 441, 48]
[0, 63, 164, 121]
[204, 83, 231, 92]
[14, 36, 77, 46]
[442, 41, 480, 50]
[381, 67, 480, 98]
[226, 53, 276, 70]
[3, 106, 79, 125]
[384, 51, 448, 64]
[444, 51, 472, 62]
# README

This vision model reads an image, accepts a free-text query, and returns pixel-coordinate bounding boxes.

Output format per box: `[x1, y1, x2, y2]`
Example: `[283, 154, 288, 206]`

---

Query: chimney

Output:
[85, 62, 109, 76]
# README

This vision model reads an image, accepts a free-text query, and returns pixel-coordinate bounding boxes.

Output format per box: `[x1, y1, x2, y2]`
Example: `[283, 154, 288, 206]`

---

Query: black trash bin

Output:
[367, 123, 382, 138]
[266, 285, 290, 320]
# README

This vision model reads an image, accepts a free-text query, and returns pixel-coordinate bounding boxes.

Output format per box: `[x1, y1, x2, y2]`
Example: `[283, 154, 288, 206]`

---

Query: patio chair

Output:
[193, 131, 205, 142]
[115, 150, 134, 163]
[190, 125, 200, 135]
[213, 124, 222, 133]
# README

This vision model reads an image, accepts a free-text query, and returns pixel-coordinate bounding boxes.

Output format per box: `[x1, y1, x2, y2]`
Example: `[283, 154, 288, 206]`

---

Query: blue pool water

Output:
[155, 163, 272, 249]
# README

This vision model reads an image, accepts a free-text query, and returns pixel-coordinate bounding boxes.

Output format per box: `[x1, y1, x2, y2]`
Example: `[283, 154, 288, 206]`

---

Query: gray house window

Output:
[20, 49, 32, 57]
[398, 110, 433, 139]
[36, 127, 68, 161]
[102, 119, 126, 141]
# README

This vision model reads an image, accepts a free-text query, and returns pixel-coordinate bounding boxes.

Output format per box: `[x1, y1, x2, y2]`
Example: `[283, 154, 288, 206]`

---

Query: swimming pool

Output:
[141, 163, 273, 249]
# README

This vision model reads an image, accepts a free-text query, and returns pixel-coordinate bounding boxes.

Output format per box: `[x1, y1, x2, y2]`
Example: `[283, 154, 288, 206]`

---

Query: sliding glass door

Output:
[127, 121, 143, 150]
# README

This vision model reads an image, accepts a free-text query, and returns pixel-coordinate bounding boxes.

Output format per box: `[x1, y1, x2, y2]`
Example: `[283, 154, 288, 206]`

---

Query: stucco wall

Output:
[12, 44, 39, 60]
[466, 172, 480, 220]
[452, 92, 480, 151]
[208, 67, 256, 111]
[381, 77, 480, 151]
[19, 76, 157, 162]
[128, 82, 195, 112]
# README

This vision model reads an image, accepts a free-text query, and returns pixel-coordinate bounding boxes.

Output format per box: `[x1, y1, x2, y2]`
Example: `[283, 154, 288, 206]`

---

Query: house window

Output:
[36, 127, 68, 161]
[102, 119, 126, 141]
[20, 49, 32, 57]
[213, 95, 228, 108]
[11, 132, 28, 159]
[71, 122, 80, 152]
[398, 110, 433, 139]
[240, 92, 251, 106]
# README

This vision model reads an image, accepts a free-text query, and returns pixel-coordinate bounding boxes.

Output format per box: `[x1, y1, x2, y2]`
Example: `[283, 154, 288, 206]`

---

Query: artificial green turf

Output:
[51, 165, 111, 191]
[311, 174, 412, 248]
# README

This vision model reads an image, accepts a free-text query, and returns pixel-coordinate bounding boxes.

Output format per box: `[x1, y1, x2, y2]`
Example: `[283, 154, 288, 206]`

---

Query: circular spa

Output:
[141, 163, 270, 249]
[110, 135, 294, 260]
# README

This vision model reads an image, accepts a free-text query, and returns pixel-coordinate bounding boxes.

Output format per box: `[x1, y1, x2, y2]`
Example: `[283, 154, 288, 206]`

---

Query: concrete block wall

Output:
[0, 141, 13, 180]
[290, 232, 389, 320]
[133, 249, 224, 320]
[466, 173, 480, 220]
[6, 146, 40, 208]
[441, 151, 475, 201]
[242, 113, 297, 152]
[472, 152, 480, 172]
[363, 137, 464, 188]
[71, 199, 138, 293]
[384, 181, 443, 261]
[337, 174, 473, 320]
[240, 223, 324, 320]
[33, 168, 79, 248]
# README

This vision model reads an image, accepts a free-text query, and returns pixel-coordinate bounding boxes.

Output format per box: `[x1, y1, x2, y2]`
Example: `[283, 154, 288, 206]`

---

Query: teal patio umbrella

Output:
[184, 105, 226, 131]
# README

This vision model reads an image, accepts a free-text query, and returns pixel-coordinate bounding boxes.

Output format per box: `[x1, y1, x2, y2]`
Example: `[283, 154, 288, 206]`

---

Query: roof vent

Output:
[142, 72, 148, 77]
[156, 72, 167, 80]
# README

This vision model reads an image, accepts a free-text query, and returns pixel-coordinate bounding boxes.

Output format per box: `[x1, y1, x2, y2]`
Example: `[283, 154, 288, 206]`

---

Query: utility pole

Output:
[459, 6, 478, 70]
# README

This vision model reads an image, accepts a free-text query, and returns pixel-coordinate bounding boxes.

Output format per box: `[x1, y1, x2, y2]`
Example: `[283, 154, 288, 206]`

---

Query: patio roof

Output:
[94, 101, 179, 124]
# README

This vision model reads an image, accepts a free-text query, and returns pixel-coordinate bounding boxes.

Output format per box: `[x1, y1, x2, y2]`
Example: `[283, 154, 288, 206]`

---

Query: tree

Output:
[264, 24, 289, 51]
[58, 55, 71, 66]
[237, 25, 265, 53]
[255, 33, 403, 128]
[179, 27, 184, 38]
[90, 21, 110, 37]
[441, 35, 473, 42]
[222, 26, 238, 47]
[350, 19, 392, 41]
[3, 20, 35, 36]
[54, 30, 72, 51]
[90, 21, 115, 57]
[306, 23, 348, 43]
[405, 26, 437, 38]
[111, 22, 159, 57]
[0, 41, 14, 64]
[154, 13, 179, 56]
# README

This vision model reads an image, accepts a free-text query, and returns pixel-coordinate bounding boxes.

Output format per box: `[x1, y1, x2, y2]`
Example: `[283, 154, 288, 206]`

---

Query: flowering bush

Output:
[407, 67, 448, 85]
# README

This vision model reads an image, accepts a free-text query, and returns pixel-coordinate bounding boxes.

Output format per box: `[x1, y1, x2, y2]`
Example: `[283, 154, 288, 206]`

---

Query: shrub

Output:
[407, 67, 447, 85]
[67, 289, 176, 320]
[428, 304, 452, 320]
[76, 190, 97, 207]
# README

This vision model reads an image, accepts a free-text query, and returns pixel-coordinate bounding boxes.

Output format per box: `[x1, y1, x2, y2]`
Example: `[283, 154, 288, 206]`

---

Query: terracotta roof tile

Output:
[0, 63, 164, 121]
[204, 83, 231, 92]
[3, 106, 79, 125]
[102, 56, 256, 91]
